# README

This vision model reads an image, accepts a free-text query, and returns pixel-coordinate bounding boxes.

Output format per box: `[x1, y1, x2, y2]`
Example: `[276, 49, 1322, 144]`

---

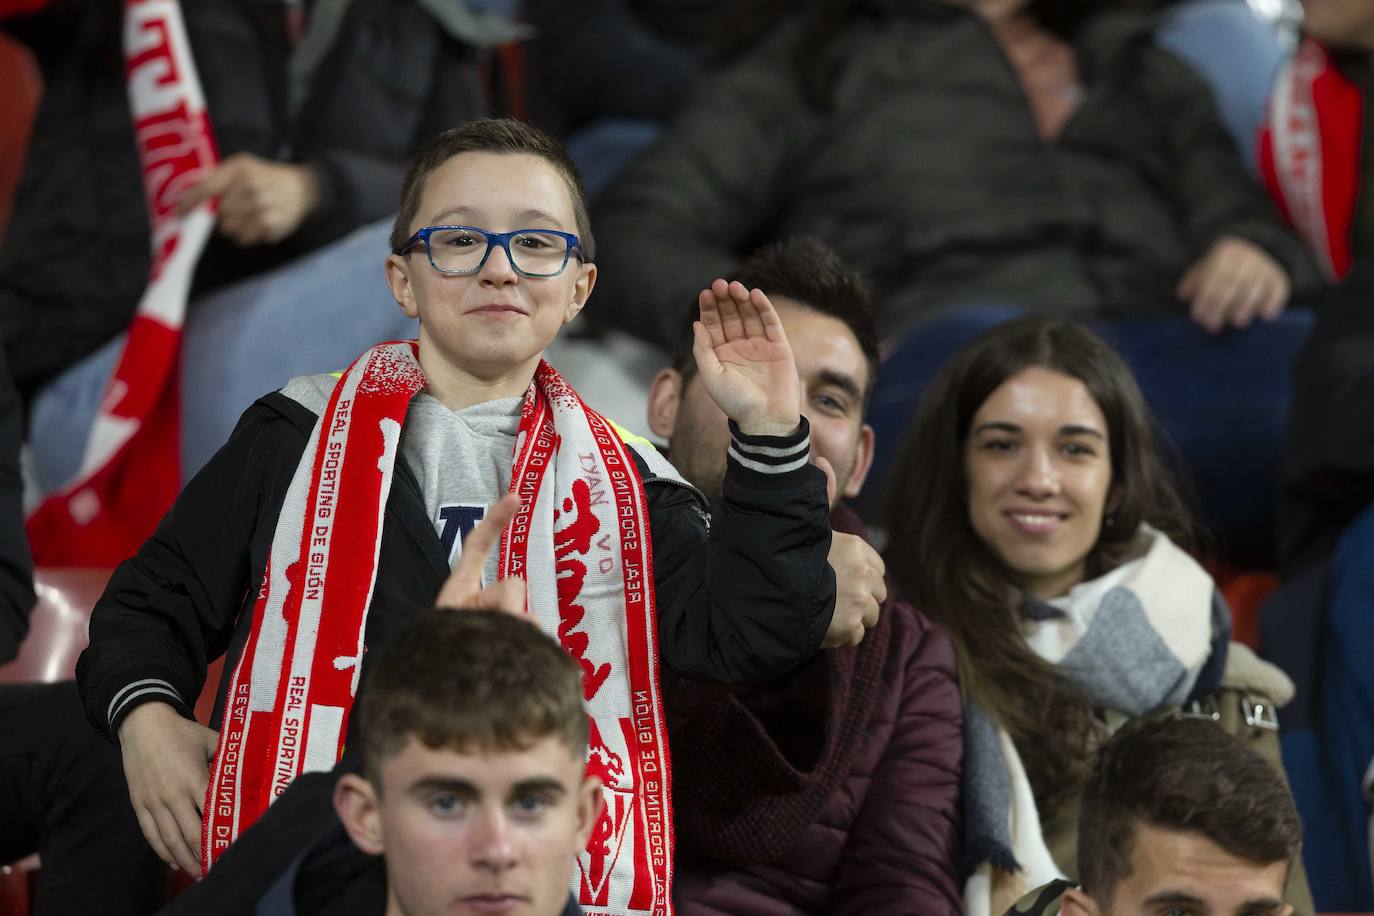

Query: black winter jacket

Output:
[77, 390, 836, 743]
[0, 0, 484, 393]
[589, 1, 1321, 346]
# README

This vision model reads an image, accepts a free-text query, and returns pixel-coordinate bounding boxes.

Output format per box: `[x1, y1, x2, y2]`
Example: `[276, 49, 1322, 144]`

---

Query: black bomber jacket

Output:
[76, 390, 837, 744]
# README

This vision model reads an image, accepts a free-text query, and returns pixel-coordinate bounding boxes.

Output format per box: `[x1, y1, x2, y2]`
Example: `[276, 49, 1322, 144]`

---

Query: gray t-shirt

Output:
[280, 374, 520, 585]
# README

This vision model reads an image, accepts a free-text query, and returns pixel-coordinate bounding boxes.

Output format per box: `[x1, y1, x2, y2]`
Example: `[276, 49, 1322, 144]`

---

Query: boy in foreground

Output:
[79, 119, 856, 915]
[259, 600, 600, 916]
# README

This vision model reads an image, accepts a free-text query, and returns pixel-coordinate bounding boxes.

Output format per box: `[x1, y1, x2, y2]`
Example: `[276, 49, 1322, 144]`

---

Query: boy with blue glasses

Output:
[78, 118, 848, 916]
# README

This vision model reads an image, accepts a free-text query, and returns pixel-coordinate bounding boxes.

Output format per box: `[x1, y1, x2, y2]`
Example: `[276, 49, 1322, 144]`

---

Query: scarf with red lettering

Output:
[1259, 38, 1363, 282]
[202, 341, 675, 916]
[25, 0, 217, 565]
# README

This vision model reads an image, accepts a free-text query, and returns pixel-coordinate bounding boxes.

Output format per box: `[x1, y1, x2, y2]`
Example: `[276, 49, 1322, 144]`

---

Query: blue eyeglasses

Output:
[396, 226, 583, 278]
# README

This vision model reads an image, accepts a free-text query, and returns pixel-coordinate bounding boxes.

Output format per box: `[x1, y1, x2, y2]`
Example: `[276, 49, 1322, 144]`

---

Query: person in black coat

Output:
[0, 344, 170, 915]
[589, 0, 1321, 349]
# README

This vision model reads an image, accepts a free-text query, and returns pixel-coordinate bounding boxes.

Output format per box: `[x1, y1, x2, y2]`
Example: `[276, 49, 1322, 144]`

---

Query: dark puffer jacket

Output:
[590, 0, 1320, 347]
[667, 507, 963, 915]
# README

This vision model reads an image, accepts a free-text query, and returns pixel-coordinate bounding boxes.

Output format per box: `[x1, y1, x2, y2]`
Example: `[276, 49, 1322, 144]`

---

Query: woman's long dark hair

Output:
[882, 316, 1196, 816]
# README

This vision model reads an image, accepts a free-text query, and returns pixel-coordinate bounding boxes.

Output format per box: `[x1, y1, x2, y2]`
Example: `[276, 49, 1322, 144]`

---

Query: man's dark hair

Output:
[359, 609, 588, 787]
[669, 237, 879, 407]
[1078, 715, 1301, 907]
[389, 118, 594, 260]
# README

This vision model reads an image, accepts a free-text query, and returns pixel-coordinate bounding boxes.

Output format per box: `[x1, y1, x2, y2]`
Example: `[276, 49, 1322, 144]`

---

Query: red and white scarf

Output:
[25, 0, 217, 565]
[1259, 38, 1364, 282]
[202, 341, 676, 916]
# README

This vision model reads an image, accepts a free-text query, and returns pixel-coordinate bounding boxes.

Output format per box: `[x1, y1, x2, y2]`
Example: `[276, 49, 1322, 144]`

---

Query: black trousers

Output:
[0, 681, 169, 915]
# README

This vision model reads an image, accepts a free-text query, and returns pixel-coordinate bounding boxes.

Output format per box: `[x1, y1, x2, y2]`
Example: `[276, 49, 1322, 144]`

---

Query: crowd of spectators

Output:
[1, 0, 1372, 914]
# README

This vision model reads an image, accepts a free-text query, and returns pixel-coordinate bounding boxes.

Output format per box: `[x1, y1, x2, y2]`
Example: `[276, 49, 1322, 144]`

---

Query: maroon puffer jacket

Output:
[667, 508, 963, 915]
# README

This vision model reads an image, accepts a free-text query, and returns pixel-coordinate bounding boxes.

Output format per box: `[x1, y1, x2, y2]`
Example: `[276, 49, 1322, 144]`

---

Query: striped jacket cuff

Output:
[108, 677, 185, 732]
[727, 418, 810, 475]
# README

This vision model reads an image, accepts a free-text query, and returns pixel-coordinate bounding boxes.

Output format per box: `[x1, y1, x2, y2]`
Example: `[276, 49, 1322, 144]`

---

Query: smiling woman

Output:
[881, 316, 1307, 915]
[963, 365, 1115, 601]
[885, 315, 1195, 805]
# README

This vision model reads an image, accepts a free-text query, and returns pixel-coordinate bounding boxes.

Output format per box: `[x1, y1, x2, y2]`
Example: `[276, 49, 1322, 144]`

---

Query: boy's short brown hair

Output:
[389, 118, 595, 260]
[1078, 715, 1301, 907]
[358, 609, 588, 785]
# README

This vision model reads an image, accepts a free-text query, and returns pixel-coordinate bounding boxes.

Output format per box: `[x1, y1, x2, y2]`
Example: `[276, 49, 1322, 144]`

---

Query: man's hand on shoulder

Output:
[824, 530, 885, 648]
[692, 279, 802, 437]
[118, 701, 219, 874]
[813, 456, 883, 648]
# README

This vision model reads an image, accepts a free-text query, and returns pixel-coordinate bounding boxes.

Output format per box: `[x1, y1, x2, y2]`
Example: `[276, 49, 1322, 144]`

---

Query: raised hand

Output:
[692, 279, 802, 437]
[434, 493, 527, 616]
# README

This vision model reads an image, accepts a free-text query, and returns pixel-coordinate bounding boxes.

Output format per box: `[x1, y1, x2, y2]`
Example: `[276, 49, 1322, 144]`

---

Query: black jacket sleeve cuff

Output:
[726, 417, 811, 484]
[81, 654, 197, 743]
[109, 682, 195, 740]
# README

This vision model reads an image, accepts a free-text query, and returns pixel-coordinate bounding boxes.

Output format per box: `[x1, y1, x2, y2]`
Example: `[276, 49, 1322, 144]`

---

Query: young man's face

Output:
[647, 297, 875, 509]
[1063, 824, 1292, 916]
[336, 735, 602, 916]
[386, 151, 596, 385]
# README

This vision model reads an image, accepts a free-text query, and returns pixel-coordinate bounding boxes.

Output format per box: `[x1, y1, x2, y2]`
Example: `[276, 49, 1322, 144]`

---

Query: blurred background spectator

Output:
[0, 0, 517, 403]
[1256, 7, 1374, 905]
[589, 0, 1320, 351]
[1262, 269, 1374, 911]
[6, 0, 526, 499]
[1260, 0, 1374, 282]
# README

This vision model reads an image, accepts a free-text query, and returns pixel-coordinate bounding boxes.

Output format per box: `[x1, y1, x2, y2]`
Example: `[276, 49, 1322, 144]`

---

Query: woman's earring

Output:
[1103, 514, 1116, 528]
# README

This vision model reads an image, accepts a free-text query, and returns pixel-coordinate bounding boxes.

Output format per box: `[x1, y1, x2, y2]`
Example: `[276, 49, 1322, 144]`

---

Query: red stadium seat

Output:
[0, 568, 110, 685]
[1204, 562, 1277, 651]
